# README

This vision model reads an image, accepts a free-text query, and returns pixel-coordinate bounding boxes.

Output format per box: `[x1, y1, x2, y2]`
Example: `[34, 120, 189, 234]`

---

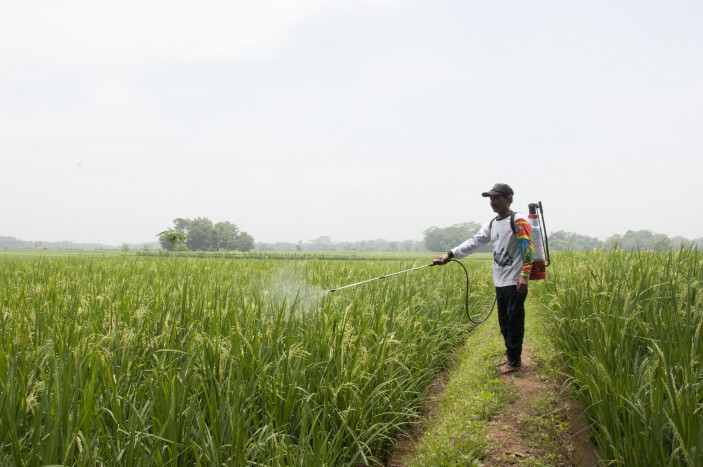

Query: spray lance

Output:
[327, 259, 493, 324]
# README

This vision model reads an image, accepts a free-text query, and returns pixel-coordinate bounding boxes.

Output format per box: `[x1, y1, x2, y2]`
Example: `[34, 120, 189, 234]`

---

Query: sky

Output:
[2, 0, 702, 245]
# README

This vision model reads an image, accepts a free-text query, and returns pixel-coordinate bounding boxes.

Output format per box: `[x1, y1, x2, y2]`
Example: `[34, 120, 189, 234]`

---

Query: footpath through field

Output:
[387, 285, 600, 466]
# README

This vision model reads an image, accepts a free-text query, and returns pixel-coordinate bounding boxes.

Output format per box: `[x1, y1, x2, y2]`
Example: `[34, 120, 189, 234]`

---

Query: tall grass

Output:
[0, 255, 491, 465]
[543, 247, 703, 465]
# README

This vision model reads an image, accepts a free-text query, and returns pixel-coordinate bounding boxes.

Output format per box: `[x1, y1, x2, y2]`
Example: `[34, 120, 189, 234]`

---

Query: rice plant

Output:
[0, 255, 492, 466]
[542, 247, 703, 466]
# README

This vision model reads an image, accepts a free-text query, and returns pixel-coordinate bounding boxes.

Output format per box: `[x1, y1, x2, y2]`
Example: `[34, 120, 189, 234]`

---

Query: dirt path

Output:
[387, 344, 600, 466]
[483, 345, 599, 466]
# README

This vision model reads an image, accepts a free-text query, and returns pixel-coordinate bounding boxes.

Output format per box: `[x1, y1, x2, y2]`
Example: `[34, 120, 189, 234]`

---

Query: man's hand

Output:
[435, 253, 451, 265]
[517, 276, 529, 294]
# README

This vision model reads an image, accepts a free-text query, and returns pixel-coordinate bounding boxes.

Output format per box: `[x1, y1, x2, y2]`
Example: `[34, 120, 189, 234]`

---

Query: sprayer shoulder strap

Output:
[489, 212, 516, 236]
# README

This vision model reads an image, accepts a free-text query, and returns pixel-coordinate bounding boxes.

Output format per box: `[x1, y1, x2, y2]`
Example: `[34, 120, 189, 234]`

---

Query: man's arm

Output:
[437, 223, 491, 264]
[514, 217, 534, 293]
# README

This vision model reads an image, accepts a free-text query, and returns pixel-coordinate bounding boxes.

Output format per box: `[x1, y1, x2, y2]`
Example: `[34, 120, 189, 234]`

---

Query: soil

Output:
[483, 346, 599, 466]
[386, 345, 600, 466]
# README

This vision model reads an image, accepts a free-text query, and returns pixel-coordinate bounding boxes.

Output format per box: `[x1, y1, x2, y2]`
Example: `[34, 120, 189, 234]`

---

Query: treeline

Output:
[256, 236, 426, 253]
[0, 236, 158, 251]
[256, 226, 703, 253]
[423, 224, 702, 253]
[4, 226, 702, 253]
[255, 223, 486, 253]
[423, 223, 703, 253]
[551, 230, 703, 252]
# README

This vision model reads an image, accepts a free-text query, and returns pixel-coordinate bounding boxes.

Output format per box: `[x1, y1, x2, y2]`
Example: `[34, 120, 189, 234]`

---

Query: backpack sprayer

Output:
[527, 201, 550, 280]
[327, 202, 549, 324]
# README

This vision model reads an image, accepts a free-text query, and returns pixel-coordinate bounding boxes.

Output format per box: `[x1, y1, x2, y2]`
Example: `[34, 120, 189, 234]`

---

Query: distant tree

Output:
[254, 238, 423, 253]
[423, 222, 482, 252]
[185, 217, 215, 251]
[548, 231, 602, 251]
[161, 218, 254, 252]
[214, 221, 246, 250]
[157, 229, 187, 251]
[0, 236, 31, 248]
[121, 243, 130, 252]
[308, 236, 333, 252]
[173, 218, 190, 233]
[604, 230, 671, 252]
[401, 239, 425, 252]
[233, 232, 255, 252]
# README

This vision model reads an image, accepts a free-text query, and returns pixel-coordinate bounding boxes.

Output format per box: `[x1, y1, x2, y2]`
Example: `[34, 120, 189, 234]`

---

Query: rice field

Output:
[4, 248, 700, 466]
[542, 247, 703, 465]
[0, 254, 492, 466]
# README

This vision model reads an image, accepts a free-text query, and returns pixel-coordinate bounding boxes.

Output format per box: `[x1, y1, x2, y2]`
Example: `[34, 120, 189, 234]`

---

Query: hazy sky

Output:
[2, 0, 702, 245]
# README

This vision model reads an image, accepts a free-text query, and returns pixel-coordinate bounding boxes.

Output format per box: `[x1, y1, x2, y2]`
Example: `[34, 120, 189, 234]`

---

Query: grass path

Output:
[388, 286, 600, 466]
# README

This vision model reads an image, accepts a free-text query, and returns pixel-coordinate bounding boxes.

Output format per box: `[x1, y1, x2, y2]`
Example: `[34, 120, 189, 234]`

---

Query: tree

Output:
[233, 231, 255, 252]
[185, 217, 215, 251]
[308, 236, 333, 252]
[214, 221, 241, 250]
[548, 231, 602, 251]
[173, 218, 190, 233]
[423, 222, 482, 252]
[157, 229, 187, 251]
[604, 230, 671, 252]
[401, 239, 424, 252]
[160, 218, 255, 252]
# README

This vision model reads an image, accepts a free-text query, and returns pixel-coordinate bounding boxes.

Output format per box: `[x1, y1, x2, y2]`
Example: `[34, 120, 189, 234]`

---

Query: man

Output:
[436, 183, 534, 374]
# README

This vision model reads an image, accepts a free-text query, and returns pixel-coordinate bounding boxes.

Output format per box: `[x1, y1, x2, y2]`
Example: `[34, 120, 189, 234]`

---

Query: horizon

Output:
[2, 224, 700, 249]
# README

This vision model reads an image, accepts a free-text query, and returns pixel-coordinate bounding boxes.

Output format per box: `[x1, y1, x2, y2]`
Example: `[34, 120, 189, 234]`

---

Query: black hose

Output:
[448, 259, 495, 324]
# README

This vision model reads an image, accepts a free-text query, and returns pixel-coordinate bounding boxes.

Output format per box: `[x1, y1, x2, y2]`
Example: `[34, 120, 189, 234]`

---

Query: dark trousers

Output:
[496, 285, 527, 366]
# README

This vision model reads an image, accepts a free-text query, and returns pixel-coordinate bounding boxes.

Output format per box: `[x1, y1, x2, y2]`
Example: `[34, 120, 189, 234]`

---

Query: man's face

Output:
[489, 195, 510, 214]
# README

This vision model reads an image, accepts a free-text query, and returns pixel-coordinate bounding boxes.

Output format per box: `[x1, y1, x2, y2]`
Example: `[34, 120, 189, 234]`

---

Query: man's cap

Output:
[482, 183, 514, 197]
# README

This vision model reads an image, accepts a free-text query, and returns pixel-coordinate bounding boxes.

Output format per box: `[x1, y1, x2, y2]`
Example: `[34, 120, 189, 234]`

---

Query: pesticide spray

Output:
[327, 201, 549, 322]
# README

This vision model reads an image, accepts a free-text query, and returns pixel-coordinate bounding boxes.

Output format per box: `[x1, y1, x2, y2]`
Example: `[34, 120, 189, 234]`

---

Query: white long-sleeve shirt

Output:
[450, 213, 531, 287]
